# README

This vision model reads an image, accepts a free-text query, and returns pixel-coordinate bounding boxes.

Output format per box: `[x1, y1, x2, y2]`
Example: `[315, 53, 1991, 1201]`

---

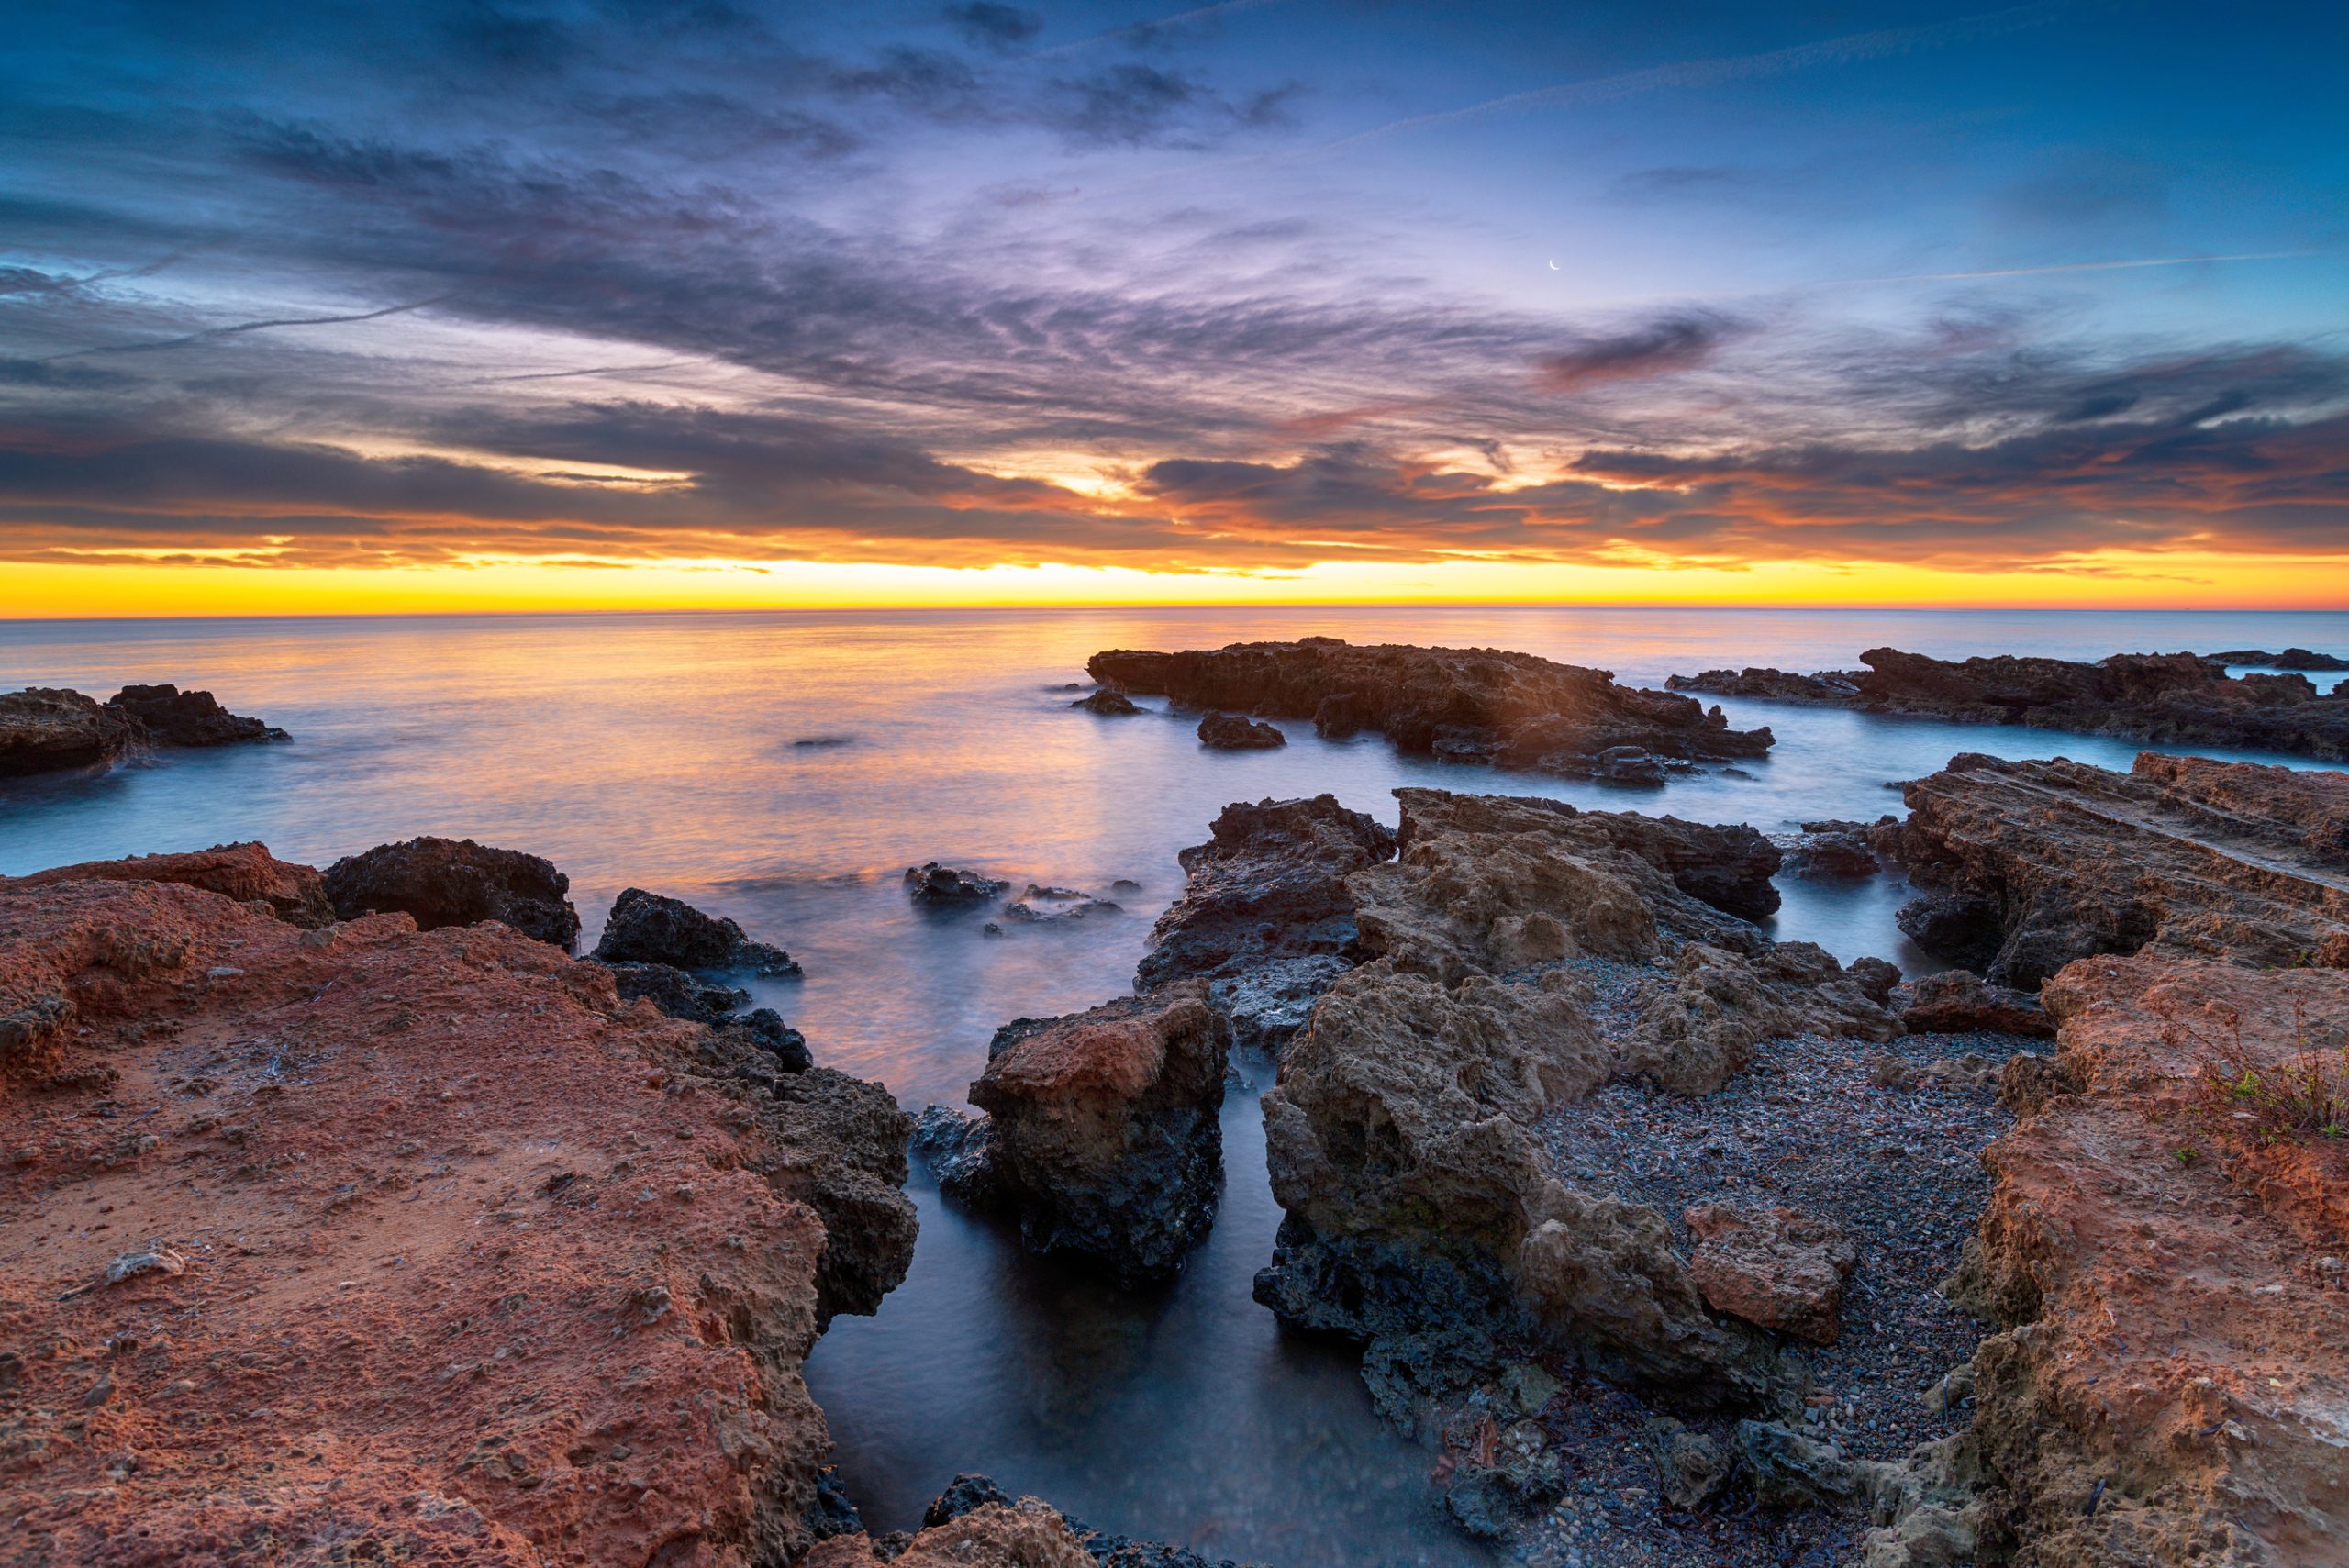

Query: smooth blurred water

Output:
[2, 606, 2342, 1562]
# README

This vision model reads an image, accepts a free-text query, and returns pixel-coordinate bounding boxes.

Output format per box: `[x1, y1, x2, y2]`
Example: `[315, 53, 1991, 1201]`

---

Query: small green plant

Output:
[2181, 999, 2349, 1147]
[2172, 1145, 2199, 1165]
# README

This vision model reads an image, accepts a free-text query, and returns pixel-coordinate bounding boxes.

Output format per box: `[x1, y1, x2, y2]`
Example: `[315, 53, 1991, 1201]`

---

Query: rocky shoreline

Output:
[0, 683, 285, 778]
[1668, 647, 2349, 760]
[5, 634, 2345, 1567]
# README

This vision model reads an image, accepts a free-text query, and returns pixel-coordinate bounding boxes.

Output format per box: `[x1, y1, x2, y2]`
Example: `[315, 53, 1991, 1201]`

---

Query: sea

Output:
[4, 606, 2343, 1564]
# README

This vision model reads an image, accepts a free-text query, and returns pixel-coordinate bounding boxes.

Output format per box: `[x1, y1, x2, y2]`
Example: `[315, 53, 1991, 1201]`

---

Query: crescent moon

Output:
[1547, 259, 1559, 271]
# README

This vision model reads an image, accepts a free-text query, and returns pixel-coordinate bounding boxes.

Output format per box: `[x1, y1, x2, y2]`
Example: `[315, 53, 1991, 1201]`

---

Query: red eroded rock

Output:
[1682, 1204, 1857, 1345]
[1952, 955, 2349, 1565]
[0, 873, 907, 1568]
[0, 840, 333, 928]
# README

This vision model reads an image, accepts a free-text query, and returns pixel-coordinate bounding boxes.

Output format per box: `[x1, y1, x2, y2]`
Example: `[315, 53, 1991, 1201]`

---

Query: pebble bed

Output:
[1501, 956, 2047, 1566]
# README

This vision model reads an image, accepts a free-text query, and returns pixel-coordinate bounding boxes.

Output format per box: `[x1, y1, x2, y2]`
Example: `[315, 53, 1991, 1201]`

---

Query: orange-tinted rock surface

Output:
[0, 866, 914, 1568]
[1682, 1204, 1856, 1346]
[0, 841, 333, 928]
[1883, 751, 2349, 988]
[1089, 638, 1771, 781]
[1949, 956, 2349, 1566]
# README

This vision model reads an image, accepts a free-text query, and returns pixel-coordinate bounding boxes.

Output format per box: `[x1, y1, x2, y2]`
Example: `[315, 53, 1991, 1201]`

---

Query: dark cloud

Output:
[944, 4, 1043, 50]
[1537, 311, 1749, 393]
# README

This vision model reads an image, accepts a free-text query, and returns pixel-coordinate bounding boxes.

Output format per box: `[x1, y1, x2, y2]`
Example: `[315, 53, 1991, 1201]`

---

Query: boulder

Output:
[1069, 688, 1141, 715]
[1878, 752, 2349, 986]
[902, 862, 1008, 904]
[597, 959, 811, 1070]
[1780, 820, 1882, 879]
[0, 868, 916, 1567]
[1088, 638, 1774, 780]
[0, 842, 332, 928]
[323, 835, 582, 951]
[105, 683, 286, 746]
[1137, 795, 1396, 1051]
[0, 687, 142, 777]
[593, 886, 799, 975]
[1197, 711, 1286, 749]
[1896, 970, 2055, 1038]
[1683, 1203, 1857, 1344]
[928, 982, 1230, 1284]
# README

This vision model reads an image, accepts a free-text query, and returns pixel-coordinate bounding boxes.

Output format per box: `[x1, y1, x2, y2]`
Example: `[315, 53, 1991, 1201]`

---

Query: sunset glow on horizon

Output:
[5, 2, 2344, 617]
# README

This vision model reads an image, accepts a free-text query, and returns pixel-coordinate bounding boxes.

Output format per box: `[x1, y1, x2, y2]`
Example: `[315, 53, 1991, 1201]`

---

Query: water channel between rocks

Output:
[4, 606, 2341, 1564]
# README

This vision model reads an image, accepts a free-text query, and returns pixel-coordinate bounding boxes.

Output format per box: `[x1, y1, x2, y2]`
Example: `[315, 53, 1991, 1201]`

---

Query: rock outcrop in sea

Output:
[1197, 711, 1286, 749]
[2, 682, 290, 779]
[0, 848, 917, 1566]
[1669, 647, 2349, 760]
[916, 982, 1230, 1284]
[902, 862, 1009, 904]
[105, 682, 289, 746]
[1088, 637, 1774, 781]
[1877, 751, 2349, 986]
[593, 885, 801, 975]
[323, 834, 584, 951]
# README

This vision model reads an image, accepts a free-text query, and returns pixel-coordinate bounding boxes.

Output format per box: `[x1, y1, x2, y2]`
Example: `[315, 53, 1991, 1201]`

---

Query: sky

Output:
[3, 0, 2345, 615]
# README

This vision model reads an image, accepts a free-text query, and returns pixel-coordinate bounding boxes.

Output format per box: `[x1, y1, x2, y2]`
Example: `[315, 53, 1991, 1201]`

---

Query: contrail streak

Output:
[46, 295, 452, 360]
[1308, 1, 2075, 156]
[1828, 251, 2313, 285]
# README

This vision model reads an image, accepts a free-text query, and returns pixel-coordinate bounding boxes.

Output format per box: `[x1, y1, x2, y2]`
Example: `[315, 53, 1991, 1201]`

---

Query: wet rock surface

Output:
[2207, 645, 2349, 671]
[1136, 794, 1397, 1051]
[1879, 751, 2349, 986]
[1071, 687, 1143, 716]
[596, 959, 812, 1070]
[105, 683, 287, 747]
[323, 834, 583, 951]
[921, 983, 1230, 1284]
[0, 840, 334, 928]
[904, 862, 1010, 904]
[1670, 646, 2349, 760]
[1947, 956, 2349, 1568]
[1776, 818, 1887, 879]
[0, 862, 916, 1567]
[593, 884, 801, 975]
[0, 687, 144, 777]
[1197, 711, 1286, 749]
[1089, 637, 1773, 781]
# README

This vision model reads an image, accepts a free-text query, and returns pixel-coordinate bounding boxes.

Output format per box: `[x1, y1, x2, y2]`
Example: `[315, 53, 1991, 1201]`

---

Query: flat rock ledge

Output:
[1668, 646, 2349, 761]
[1090, 637, 1772, 783]
[0, 850, 917, 1568]
[916, 981, 1230, 1285]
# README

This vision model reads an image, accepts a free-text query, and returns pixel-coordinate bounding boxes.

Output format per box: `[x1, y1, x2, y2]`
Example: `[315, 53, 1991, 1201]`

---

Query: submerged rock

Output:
[1069, 687, 1141, 716]
[1672, 646, 2349, 761]
[903, 862, 1008, 904]
[0, 860, 915, 1566]
[925, 983, 1230, 1284]
[597, 959, 812, 1070]
[594, 886, 800, 975]
[1089, 637, 1774, 781]
[323, 835, 583, 951]
[1197, 711, 1286, 749]
[0, 687, 143, 777]
[1878, 751, 2349, 986]
[105, 683, 286, 746]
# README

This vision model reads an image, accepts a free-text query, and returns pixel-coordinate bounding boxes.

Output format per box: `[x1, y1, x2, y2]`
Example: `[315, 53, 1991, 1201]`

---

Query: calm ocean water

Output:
[4, 606, 2343, 1562]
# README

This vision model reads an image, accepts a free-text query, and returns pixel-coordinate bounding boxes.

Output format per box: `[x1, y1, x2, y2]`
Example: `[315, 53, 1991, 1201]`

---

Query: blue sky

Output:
[2, 0, 2343, 596]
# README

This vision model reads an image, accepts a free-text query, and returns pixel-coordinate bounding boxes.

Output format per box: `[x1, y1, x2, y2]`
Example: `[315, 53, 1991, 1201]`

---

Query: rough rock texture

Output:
[324, 835, 583, 951]
[1682, 1204, 1856, 1346]
[1256, 788, 1901, 1405]
[0, 866, 917, 1568]
[1896, 970, 2055, 1038]
[0, 687, 143, 777]
[593, 886, 800, 975]
[0, 841, 333, 928]
[903, 862, 1009, 903]
[1069, 688, 1142, 716]
[1878, 751, 2349, 987]
[1669, 647, 2349, 761]
[807, 1474, 1261, 1568]
[1135, 795, 1396, 1051]
[1947, 956, 2349, 1567]
[922, 983, 1230, 1284]
[1777, 819, 1887, 879]
[105, 683, 287, 746]
[596, 961, 813, 1072]
[2207, 646, 2349, 672]
[1089, 638, 1773, 780]
[1196, 711, 1286, 749]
